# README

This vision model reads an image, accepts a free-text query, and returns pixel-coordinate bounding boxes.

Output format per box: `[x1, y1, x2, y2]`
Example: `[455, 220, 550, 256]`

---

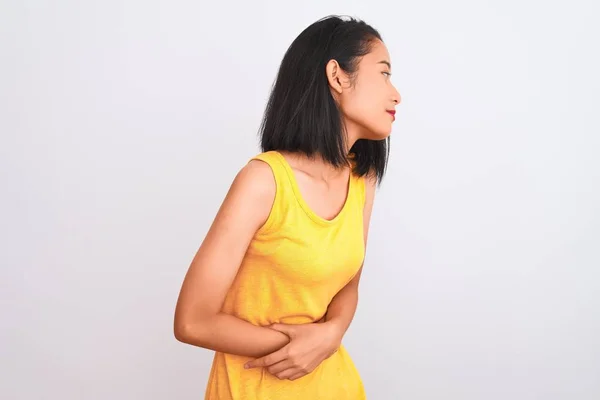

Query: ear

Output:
[325, 59, 345, 94]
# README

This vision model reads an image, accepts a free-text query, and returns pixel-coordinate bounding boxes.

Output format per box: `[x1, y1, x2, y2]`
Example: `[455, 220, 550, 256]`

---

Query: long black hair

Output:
[258, 15, 390, 183]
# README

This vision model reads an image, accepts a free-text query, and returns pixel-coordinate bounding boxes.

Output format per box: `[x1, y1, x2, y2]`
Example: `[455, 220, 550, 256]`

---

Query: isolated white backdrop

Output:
[1, 0, 599, 399]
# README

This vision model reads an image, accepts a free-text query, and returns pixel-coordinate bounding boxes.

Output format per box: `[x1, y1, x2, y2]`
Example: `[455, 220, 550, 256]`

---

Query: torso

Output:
[204, 151, 367, 400]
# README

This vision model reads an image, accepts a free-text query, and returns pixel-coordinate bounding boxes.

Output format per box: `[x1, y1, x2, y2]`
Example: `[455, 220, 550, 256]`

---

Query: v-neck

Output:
[272, 151, 353, 226]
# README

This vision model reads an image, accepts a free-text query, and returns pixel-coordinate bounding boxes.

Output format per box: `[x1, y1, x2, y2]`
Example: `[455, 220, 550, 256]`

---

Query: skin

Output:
[173, 39, 401, 380]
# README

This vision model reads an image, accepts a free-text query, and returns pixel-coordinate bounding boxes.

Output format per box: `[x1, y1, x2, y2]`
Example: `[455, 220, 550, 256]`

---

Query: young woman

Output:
[174, 15, 401, 399]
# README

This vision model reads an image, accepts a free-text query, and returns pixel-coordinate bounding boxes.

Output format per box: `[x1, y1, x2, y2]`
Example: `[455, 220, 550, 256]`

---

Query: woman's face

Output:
[332, 40, 401, 142]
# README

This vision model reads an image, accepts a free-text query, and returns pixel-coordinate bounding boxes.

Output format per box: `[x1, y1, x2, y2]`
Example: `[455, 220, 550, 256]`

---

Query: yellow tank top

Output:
[204, 150, 367, 400]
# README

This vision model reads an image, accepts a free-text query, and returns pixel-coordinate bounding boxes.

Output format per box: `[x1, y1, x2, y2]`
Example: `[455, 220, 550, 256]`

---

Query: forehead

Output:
[364, 39, 390, 64]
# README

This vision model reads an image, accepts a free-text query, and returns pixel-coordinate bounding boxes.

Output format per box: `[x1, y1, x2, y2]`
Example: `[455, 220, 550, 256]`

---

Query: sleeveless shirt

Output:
[204, 150, 367, 400]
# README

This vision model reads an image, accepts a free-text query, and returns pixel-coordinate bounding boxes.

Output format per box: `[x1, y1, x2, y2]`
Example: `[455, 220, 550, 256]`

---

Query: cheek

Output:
[341, 87, 391, 136]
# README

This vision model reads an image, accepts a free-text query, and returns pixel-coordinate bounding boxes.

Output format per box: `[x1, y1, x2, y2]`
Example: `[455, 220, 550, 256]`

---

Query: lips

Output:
[386, 110, 396, 120]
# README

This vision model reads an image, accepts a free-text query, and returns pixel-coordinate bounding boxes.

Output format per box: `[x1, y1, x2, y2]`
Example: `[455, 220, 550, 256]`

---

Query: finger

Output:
[244, 346, 288, 369]
[274, 367, 300, 380]
[277, 364, 312, 380]
[288, 371, 308, 381]
[266, 359, 293, 375]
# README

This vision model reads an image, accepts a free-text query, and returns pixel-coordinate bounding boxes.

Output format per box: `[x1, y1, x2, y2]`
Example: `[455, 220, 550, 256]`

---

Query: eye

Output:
[382, 71, 391, 78]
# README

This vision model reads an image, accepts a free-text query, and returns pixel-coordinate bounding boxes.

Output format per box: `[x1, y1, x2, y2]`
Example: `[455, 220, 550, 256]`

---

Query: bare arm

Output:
[173, 160, 290, 358]
[324, 174, 377, 337]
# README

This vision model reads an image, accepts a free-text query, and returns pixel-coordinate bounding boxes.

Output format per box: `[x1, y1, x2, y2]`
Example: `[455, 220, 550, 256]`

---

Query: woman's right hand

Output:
[245, 320, 341, 380]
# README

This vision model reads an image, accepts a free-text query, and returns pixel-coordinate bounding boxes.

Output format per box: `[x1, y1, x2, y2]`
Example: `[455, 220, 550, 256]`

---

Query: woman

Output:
[174, 15, 400, 399]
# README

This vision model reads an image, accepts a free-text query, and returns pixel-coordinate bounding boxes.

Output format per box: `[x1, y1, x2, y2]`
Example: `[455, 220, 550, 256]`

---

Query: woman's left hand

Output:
[244, 321, 343, 380]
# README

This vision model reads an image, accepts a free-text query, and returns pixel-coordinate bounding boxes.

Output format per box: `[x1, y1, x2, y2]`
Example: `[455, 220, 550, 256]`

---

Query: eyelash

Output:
[382, 72, 391, 77]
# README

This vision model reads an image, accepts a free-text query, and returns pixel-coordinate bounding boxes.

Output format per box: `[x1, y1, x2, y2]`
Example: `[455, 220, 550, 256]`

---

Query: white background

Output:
[2, 0, 599, 399]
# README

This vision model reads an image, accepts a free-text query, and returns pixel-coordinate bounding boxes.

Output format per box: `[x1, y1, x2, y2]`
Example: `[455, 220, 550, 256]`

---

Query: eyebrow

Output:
[378, 60, 392, 69]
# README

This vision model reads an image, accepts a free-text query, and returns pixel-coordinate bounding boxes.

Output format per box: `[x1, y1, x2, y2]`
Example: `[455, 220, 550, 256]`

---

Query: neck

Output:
[342, 118, 361, 153]
[279, 119, 362, 181]
[303, 119, 361, 180]
[284, 151, 348, 181]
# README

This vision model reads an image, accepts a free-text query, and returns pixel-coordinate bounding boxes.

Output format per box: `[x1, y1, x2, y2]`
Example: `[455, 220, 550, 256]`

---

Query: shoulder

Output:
[230, 158, 276, 202]
[213, 158, 277, 233]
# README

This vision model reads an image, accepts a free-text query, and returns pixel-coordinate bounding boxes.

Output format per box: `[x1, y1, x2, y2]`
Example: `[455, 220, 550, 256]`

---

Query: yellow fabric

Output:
[204, 150, 367, 400]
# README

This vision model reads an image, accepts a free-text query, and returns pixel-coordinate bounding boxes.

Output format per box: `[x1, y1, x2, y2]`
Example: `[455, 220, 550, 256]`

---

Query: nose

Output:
[392, 85, 401, 105]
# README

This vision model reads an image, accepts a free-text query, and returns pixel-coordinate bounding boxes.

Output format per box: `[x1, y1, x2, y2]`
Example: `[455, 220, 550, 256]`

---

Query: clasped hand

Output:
[244, 320, 342, 381]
